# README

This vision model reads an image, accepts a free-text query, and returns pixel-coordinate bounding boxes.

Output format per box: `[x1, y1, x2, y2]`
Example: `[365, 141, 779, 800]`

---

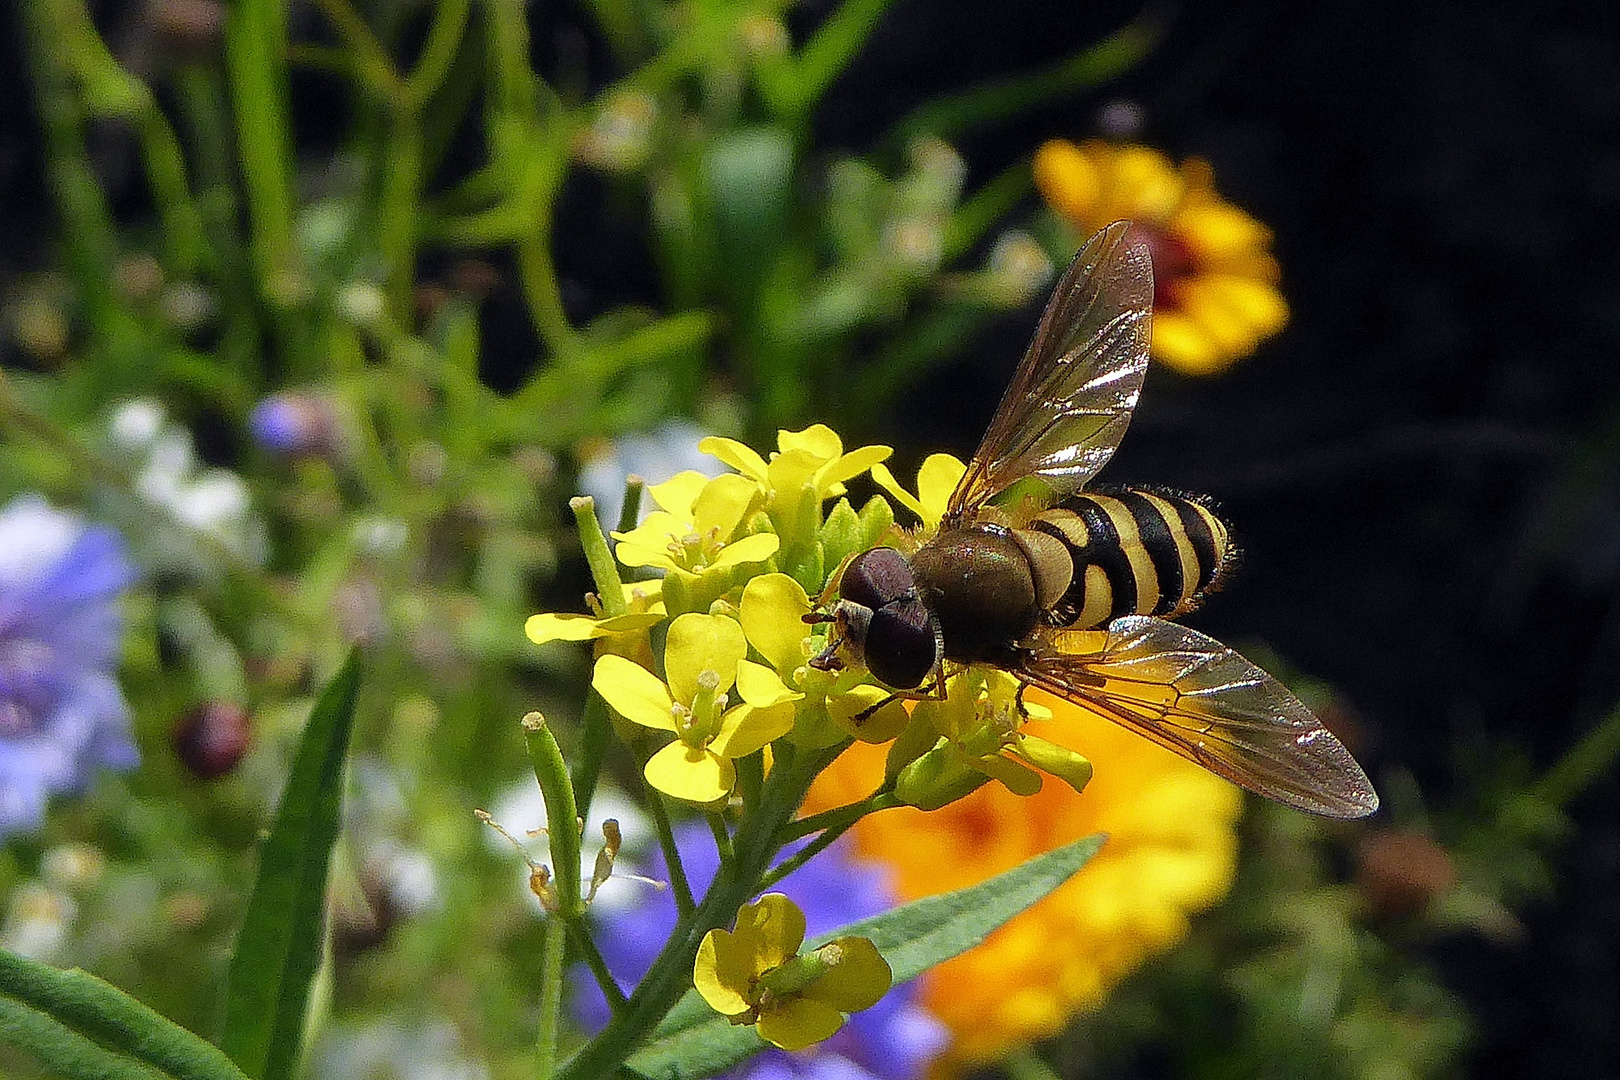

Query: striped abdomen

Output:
[1030, 490, 1233, 629]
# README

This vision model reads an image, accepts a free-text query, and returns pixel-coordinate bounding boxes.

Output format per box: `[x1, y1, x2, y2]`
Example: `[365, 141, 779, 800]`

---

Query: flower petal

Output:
[644, 741, 734, 803]
[757, 998, 846, 1051]
[870, 463, 928, 523]
[694, 929, 755, 1016]
[777, 424, 842, 460]
[592, 655, 677, 730]
[734, 894, 806, 973]
[710, 701, 796, 759]
[647, 471, 710, 516]
[698, 436, 769, 483]
[692, 473, 761, 538]
[804, 936, 892, 1013]
[735, 659, 798, 708]
[915, 454, 967, 528]
[739, 574, 812, 671]
[825, 685, 911, 743]
[525, 612, 608, 644]
[813, 444, 892, 494]
[665, 613, 747, 705]
[708, 532, 780, 570]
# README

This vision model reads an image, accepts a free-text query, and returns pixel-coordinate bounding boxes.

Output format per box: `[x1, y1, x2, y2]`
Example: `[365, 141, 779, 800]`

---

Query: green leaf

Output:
[0, 948, 249, 1080]
[220, 651, 363, 1080]
[625, 832, 1107, 1078]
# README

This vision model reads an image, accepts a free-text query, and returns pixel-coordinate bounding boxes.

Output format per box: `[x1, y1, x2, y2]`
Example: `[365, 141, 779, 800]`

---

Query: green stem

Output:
[1003, 1048, 1064, 1080]
[570, 691, 614, 832]
[551, 743, 819, 1080]
[569, 921, 627, 1013]
[311, 0, 404, 98]
[378, 108, 423, 322]
[761, 793, 899, 893]
[707, 812, 734, 868]
[224, 0, 298, 299]
[571, 497, 628, 616]
[522, 713, 583, 919]
[643, 784, 696, 919]
[1533, 701, 1620, 810]
[20, 0, 120, 347]
[536, 914, 568, 1076]
[405, 0, 473, 106]
[778, 788, 896, 844]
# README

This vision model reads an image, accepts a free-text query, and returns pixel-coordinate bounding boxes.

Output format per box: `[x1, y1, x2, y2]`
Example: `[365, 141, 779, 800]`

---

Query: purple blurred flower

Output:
[249, 392, 339, 457]
[0, 496, 138, 836]
[572, 822, 949, 1080]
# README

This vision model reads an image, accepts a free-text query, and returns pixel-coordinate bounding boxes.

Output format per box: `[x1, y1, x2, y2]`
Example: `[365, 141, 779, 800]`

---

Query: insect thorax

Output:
[908, 525, 1044, 666]
[1030, 489, 1234, 629]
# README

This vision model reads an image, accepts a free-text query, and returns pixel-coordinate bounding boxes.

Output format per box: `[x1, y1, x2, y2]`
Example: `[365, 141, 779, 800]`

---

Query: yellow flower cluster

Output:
[1034, 138, 1288, 376]
[806, 689, 1242, 1069]
[532, 430, 1099, 811]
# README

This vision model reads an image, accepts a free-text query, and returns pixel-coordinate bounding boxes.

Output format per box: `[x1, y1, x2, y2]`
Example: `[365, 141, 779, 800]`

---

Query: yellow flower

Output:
[591, 613, 799, 803]
[1033, 138, 1288, 377]
[694, 893, 892, 1051]
[804, 688, 1242, 1070]
[738, 573, 910, 747]
[611, 471, 779, 578]
[702, 425, 891, 552]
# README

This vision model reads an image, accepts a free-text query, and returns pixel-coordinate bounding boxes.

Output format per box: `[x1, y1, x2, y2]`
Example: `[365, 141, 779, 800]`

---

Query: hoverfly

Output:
[810, 221, 1378, 818]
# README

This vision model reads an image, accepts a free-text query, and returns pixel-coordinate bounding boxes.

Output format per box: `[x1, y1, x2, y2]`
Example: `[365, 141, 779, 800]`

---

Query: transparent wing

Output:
[1020, 615, 1379, 818]
[944, 221, 1154, 527]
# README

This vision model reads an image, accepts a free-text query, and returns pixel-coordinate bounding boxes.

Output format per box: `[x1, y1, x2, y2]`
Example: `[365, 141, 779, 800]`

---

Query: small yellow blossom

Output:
[611, 471, 779, 578]
[738, 573, 909, 747]
[1034, 138, 1288, 376]
[591, 613, 799, 803]
[805, 688, 1242, 1069]
[702, 425, 891, 551]
[694, 893, 892, 1051]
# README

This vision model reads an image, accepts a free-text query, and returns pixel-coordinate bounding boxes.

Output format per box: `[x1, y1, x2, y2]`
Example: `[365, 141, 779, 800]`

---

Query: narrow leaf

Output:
[625, 833, 1106, 1078]
[0, 948, 249, 1080]
[221, 651, 363, 1080]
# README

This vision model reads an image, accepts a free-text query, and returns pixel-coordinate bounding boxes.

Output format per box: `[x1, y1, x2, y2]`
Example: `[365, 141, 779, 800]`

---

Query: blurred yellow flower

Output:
[694, 893, 893, 1051]
[1033, 138, 1288, 376]
[805, 687, 1242, 1070]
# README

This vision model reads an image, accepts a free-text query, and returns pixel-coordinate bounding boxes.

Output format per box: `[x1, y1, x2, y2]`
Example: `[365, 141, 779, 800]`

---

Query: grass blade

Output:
[0, 948, 248, 1080]
[220, 651, 363, 1080]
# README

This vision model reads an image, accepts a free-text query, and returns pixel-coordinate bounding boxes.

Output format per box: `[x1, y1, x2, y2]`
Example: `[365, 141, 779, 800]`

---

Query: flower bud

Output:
[172, 701, 251, 779]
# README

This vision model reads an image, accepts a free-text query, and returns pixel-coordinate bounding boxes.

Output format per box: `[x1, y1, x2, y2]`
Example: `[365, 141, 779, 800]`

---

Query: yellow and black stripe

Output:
[1031, 490, 1233, 629]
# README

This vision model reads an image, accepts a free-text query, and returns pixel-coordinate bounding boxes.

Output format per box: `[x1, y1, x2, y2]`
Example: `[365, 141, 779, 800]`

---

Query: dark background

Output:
[5, 1, 1620, 1076]
[825, 3, 1620, 1076]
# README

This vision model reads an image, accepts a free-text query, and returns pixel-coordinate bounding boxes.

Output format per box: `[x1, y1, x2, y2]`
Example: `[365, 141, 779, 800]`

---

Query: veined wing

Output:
[1020, 615, 1379, 818]
[944, 221, 1153, 527]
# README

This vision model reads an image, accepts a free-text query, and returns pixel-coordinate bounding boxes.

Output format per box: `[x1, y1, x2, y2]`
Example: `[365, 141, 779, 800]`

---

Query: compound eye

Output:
[841, 548, 915, 611]
[864, 596, 938, 690]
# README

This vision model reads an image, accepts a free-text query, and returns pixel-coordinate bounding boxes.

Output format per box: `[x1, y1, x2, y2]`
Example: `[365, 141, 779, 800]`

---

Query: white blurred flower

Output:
[105, 399, 265, 566]
[576, 420, 719, 528]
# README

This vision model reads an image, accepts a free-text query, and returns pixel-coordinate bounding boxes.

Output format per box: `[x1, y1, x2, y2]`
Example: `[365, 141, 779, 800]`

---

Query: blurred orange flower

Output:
[804, 688, 1243, 1070]
[1034, 138, 1288, 376]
